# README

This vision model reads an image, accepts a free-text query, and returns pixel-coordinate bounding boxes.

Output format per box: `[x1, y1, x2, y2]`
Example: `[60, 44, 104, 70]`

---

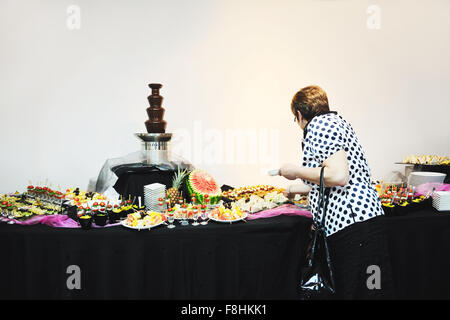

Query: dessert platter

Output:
[0, 184, 72, 221]
[232, 191, 288, 213]
[222, 185, 284, 202]
[64, 187, 109, 206]
[0, 193, 63, 221]
[121, 211, 166, 230]
[402, 155, 450, 165]
[73, 197, 149, 229]
[377, 184, 432, 216]
[221, 185, 289, 213]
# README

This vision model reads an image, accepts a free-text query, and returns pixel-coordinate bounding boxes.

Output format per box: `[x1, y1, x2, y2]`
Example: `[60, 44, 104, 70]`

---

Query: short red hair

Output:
[291, 85, 329, 121]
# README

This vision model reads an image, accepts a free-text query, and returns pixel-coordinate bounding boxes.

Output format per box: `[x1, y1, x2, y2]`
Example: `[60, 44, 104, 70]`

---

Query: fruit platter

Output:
[121, 210, 166, 230]
[208, 203, 248, 223]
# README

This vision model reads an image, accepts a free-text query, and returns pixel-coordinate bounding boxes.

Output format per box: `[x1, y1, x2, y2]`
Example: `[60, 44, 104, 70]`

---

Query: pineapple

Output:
[167, 168, 189, 206]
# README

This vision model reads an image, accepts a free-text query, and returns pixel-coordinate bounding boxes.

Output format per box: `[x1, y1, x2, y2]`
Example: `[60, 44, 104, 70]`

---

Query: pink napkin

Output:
[414, 183, 450, 197]
[1, 214, 121, 228]
[246, 204, 312, 220]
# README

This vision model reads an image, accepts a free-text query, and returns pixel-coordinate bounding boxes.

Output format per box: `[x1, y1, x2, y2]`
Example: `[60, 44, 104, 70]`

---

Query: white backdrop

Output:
[1, 0, 449, 193]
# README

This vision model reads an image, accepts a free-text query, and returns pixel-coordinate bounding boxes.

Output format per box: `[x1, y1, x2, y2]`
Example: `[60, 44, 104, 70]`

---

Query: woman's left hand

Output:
[279, 164, 300, 180]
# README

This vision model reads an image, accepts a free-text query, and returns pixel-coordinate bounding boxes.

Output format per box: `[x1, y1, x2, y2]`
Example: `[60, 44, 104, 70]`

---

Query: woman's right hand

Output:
[283, 183, 311, 199]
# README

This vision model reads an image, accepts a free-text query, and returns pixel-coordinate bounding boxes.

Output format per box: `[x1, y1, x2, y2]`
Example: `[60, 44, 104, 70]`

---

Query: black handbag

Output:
[299, 166, 336, 299]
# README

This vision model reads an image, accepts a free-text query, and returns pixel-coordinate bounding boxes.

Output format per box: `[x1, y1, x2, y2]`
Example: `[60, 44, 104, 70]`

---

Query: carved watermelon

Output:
[186, 169, 221, 204]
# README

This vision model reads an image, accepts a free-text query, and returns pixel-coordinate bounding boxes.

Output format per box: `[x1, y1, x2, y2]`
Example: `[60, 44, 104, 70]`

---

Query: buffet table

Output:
[1, 208, 450, 300]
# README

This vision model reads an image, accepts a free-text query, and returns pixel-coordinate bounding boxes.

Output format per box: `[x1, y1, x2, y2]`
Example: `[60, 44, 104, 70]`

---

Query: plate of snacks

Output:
[86, 199, 120, 209]
[121, 211, 166, 230]
[222, 185, 285, 202]
[208, 203, 248, 223]
[402, 154, 449, 165]
[292, 194, 310, 209]
[0, 194, 63, 220]
[64, 188, 109, 206]
[233, 191, 289, 213]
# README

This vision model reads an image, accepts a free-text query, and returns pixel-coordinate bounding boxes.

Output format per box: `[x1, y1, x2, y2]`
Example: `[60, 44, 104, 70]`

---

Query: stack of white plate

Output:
[432, 191, 450, 212]
[408, 171, 446, 187]
[144, 183, 166, 212]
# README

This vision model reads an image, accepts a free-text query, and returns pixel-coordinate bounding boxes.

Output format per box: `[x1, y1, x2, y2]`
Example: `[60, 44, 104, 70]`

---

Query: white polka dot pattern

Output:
[302, 113, 383, 236]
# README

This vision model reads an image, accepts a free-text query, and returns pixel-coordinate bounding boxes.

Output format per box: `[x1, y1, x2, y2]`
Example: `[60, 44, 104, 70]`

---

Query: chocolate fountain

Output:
[135, 83, 173, 165]
[144, 83, 166, 133]
[95, 83, 192, 200]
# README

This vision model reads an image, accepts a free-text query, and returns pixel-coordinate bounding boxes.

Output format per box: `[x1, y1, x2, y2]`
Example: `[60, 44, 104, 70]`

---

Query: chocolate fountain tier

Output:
[147, 83, 163, 107]
[148, 95, 163, 108]
[146, 108, 165, 121]
[148, 83, 162, 91]
[145, 121, 167, 133]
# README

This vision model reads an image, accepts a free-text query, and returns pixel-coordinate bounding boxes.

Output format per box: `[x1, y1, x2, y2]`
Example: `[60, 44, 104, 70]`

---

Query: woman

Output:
[278, 85, 394, 299]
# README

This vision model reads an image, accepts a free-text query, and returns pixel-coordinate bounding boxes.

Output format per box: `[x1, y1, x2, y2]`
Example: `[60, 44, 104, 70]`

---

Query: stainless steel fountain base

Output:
[135, 133, 173, 165]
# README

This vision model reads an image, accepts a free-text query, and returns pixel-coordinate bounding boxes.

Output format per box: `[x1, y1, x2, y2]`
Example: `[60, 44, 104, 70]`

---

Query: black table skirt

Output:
[1, 208, 450, 299]
[385, 208, 450, 299]
[0, 216, 311, 300]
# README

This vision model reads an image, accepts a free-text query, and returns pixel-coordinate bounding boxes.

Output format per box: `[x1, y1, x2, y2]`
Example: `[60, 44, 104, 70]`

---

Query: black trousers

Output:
[327, 216, 396, 299]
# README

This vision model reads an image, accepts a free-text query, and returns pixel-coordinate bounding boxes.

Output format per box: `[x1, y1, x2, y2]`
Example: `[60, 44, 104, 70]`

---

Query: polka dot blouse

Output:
[302, 112, 383, 236]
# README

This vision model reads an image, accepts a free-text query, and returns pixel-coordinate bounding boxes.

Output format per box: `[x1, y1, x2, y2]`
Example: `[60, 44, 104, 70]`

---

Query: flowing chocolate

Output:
[145, 83, 167, 133]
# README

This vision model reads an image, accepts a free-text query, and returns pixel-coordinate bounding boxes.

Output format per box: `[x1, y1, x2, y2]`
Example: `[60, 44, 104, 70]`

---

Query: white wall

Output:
[1, 0, 449, 193]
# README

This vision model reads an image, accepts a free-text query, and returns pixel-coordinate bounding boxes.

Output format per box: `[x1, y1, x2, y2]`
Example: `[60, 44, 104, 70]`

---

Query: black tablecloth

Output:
[384, 208, 450, 299]
[1, 208, 450, 300]
[111, 163, 177, 201]
[0, 216, 311, 300]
